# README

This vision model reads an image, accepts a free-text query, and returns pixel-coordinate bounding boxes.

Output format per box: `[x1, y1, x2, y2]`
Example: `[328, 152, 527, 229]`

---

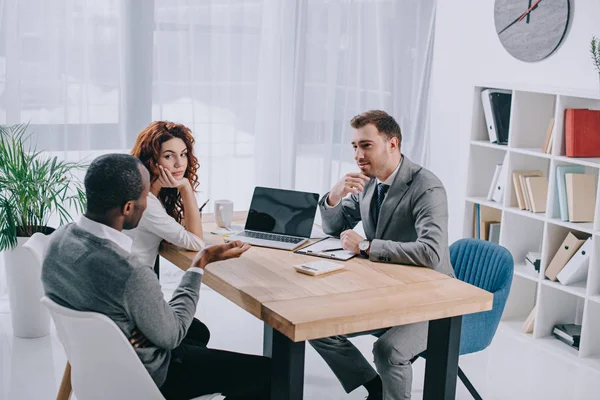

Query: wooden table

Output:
[159, 213, 493, 400]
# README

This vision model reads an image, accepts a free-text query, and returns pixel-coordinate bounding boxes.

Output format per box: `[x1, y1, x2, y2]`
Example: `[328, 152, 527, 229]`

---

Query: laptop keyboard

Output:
[241, 231, 304, 244]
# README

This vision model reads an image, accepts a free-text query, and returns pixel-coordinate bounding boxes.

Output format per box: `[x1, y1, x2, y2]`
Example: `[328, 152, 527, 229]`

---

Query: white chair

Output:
[41, 296, 223, 400]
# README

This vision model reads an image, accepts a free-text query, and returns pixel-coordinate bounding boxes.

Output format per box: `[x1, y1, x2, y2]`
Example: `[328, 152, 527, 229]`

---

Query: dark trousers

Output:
[186, 318, 211, 347]
[159, 340, 271, 400]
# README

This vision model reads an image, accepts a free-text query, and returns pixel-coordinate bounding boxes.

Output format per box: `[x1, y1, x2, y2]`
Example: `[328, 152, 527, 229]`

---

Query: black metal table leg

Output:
[263, 323, 305, 400]
[154, 255, 160, 278]
[423, 316, 462, 400]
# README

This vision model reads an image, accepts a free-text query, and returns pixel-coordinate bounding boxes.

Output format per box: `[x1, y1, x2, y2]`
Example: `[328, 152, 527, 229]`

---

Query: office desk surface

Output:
[159, 214, 492, 342]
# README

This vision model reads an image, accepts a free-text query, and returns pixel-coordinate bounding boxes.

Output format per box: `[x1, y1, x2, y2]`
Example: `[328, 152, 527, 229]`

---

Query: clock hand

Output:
[497, 0, 543, 35]
[517, 0, 542, 22]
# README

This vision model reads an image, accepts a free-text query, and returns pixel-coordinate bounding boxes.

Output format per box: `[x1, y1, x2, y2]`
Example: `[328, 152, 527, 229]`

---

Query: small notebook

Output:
[294, 260, 345, 276]
[294, 237, 356, 261]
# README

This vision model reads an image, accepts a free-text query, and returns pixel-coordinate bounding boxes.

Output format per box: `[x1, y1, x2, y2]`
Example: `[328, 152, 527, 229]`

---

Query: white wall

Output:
[429, 0, 600, 242]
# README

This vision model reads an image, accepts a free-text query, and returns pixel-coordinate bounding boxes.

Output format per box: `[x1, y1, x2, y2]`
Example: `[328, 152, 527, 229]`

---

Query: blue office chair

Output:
[413, 238, 514, 400]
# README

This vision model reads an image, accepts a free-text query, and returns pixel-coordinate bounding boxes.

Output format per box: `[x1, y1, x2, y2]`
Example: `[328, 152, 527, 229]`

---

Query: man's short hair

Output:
[350, 110, 402, 146]
[84, 154, 145, 214]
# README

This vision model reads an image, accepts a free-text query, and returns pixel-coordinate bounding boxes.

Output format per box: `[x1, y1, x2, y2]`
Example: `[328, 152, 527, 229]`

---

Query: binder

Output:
[487, 164, 503, 201]
[557, 238, 592, 285]
[565, 109, 600, 157]
[555, 165, 585, 221]
[481, 89, 512, 144]
[524, 176, 548, 213]
[565, 173, 596, 223]
[545, 232, 586, 281]
[492, 157, 508, 203]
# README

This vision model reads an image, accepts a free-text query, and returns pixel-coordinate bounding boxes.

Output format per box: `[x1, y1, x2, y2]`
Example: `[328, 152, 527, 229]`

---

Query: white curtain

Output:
[0, 0, 436, 299]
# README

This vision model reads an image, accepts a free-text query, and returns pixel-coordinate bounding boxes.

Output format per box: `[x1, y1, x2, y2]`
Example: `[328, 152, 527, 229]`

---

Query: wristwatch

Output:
[359, 240, 371, 257]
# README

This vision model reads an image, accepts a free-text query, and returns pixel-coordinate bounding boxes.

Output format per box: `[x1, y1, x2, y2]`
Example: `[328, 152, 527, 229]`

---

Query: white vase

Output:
[3, 236, 51, 338]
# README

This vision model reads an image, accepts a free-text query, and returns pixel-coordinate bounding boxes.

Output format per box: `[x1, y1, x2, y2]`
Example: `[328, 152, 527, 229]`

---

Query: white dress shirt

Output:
[123, 193, 205, 273]
[326, 157, 403, 208]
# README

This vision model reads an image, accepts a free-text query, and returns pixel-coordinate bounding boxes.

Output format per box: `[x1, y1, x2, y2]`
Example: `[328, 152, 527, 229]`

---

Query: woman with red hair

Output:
[128, 121, 210, 346]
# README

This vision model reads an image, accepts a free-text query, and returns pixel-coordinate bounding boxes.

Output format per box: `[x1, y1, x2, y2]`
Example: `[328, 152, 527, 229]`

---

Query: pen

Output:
[199, 199, 210, 212]
[319, 247, 344, 252]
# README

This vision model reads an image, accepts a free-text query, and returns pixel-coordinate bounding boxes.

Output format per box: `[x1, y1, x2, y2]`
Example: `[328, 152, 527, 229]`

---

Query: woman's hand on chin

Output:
[157, 164, 190, 190]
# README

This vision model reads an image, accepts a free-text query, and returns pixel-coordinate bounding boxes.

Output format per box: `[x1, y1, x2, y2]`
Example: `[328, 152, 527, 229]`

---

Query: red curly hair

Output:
[131, 121, 200, 224]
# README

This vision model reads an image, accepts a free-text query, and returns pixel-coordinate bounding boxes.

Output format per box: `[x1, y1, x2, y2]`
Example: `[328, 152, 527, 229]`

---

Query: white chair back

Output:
[41, 297, 222, 400]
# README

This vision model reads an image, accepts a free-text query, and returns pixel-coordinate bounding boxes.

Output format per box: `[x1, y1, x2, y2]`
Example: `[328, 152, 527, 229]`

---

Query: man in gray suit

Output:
[310, 110, 453, 400]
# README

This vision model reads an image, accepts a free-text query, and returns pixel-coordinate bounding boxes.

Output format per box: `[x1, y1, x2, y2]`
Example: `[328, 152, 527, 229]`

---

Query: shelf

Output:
[545, 217, 594, 235]
[542, 278, 587, 299]
[509, 147, 552, 159]
[465, 85, 600, 369]
[470, 140, 508, 151]
[554, 155, 600, 169]
[514, 263, 540, 282]
[465, 196, 503, 210]
[588, 295, 600, 305]
[504, 206, 546, 222]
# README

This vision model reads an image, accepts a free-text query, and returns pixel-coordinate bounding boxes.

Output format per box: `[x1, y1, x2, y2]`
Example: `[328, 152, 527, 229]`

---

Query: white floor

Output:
[2, 259, 600, 399]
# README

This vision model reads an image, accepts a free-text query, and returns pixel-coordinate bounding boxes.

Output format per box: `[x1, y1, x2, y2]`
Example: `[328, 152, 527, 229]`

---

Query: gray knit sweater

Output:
[41, 223, 202, 387]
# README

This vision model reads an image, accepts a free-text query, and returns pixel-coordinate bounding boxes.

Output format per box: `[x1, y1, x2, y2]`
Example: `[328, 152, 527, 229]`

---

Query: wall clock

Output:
[494, 0, 571, 62]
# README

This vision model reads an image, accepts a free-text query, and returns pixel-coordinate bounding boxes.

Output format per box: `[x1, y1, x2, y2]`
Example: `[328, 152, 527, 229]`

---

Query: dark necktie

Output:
[376, 183, 390, 222]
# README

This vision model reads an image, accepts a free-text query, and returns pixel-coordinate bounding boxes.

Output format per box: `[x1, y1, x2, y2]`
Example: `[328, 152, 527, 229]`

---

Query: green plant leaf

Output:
[0, 123, 87, 251]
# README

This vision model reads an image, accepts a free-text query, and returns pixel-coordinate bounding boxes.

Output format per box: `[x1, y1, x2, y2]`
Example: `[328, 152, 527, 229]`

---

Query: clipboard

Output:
[294, 237, 356, 261]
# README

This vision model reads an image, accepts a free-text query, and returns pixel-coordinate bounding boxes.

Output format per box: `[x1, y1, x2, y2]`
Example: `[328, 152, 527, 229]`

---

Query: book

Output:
[524, 176, 548, 213]
[541, 118, 555, 154]
[565, 109, 600, 157]
[488, 223, 501, 244]
[565, 173, 596, 223]
[552, 324, 581, 350]
[512, 170, 543, 210]
[475, 206, 502, 240]
[522, 305, 536, 333]
[555, 165, 585, 221]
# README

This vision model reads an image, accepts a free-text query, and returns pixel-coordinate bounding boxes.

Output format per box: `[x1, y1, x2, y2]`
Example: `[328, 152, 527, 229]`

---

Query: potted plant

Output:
[591, 36, 600, 91]
[0, 124, 86, 338]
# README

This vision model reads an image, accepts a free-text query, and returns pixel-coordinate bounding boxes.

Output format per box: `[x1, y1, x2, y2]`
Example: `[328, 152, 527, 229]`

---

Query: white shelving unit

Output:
[463, 84, 600, 362]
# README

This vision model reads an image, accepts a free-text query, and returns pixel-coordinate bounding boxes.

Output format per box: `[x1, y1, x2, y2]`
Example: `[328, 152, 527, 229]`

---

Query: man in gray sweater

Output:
[42, 154, 270, 400]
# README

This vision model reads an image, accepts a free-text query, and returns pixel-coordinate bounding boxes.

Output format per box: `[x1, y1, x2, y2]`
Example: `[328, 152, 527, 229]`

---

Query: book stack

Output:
[473, 204, 501, 243]
[540, 118, 554, 154]
[545, 232, 592, 285]
[512, 170, 547, 213]
[555, 165, 596, 223]
[552, 323, 581, 350]
[525, 252, 541, 272]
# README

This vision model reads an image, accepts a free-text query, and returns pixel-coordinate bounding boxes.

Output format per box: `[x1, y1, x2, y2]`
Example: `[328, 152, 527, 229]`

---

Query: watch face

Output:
[494, 0, 570, 62]
[359, 241, 369, 251]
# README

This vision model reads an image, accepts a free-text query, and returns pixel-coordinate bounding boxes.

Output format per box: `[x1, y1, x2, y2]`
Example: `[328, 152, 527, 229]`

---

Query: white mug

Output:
[214, 200, 234, 228]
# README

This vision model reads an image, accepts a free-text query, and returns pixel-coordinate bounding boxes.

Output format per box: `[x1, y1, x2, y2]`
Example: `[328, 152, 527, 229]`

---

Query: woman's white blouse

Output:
[126, 193, 205, 268]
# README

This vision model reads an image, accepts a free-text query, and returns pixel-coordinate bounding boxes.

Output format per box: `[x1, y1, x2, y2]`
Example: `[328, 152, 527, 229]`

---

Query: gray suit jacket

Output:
[319, 156, 454, 276]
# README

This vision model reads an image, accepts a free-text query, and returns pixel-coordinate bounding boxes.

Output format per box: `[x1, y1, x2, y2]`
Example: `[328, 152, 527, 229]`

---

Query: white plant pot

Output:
[3, 237, 51, 338]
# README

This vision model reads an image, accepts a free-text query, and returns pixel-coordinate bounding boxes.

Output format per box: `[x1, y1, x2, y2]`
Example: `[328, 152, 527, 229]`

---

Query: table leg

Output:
[423, 316, 462, 400]
[263, 323, 305, 400]
[57, 362, 72, 400]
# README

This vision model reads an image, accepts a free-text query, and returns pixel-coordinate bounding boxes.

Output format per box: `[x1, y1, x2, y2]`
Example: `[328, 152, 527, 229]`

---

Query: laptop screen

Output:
[245, 187, 319, 238]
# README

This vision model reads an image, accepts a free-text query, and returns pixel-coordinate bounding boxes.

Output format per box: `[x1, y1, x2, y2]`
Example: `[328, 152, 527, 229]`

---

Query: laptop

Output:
[224, 187, 319, 251]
